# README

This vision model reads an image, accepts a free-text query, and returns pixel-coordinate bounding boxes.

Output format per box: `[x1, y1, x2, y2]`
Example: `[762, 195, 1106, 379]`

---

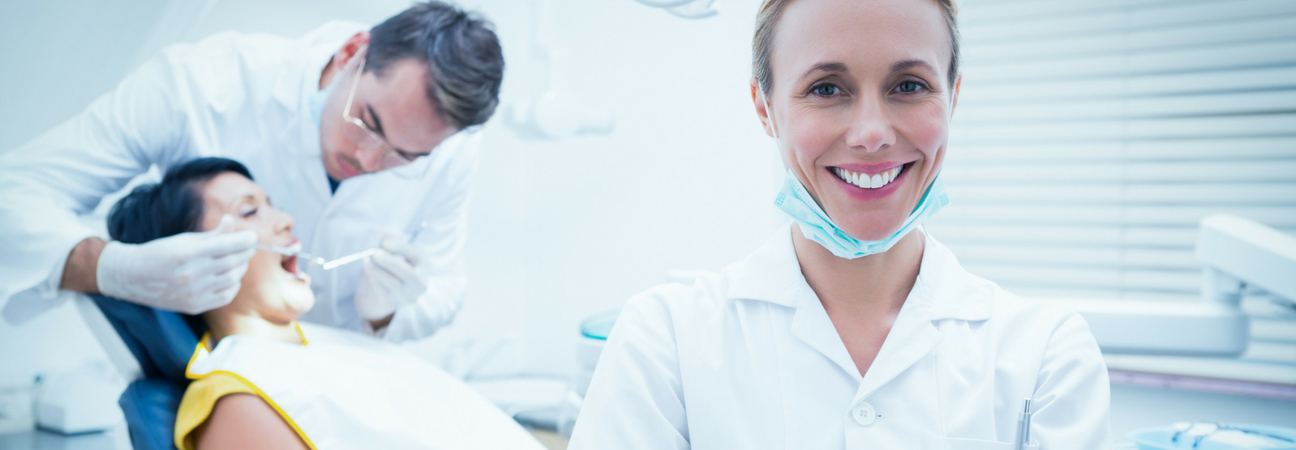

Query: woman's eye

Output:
[896, 81, 925, 93]
[811, 84, 841, 97]
[241, 207, 258, 218]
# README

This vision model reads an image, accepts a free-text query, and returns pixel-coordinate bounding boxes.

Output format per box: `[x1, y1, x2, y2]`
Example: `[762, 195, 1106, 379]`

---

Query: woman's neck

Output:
[792, 224, 925, 319]
[202, 299, 303, 348]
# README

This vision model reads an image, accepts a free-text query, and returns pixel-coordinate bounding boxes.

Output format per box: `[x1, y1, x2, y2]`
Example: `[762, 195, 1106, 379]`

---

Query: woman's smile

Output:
[827, 161, 913, 201]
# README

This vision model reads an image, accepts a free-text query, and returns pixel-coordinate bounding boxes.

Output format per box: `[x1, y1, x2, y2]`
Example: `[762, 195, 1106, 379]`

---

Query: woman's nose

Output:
[844, 95, 895, 152]
[274, 208, 294, 234]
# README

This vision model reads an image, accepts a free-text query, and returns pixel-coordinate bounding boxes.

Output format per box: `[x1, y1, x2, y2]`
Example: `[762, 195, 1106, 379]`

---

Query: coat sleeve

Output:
[379, 132, 479, 343]
[1029, 312, 1115, 449]
[568, 291, 691, 450]
[0, 52, 190, 316]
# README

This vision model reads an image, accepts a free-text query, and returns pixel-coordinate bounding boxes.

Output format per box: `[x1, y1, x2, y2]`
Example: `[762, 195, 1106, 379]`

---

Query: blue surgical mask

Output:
[309, 81, 334, 129]
[774, 169, 950, 259]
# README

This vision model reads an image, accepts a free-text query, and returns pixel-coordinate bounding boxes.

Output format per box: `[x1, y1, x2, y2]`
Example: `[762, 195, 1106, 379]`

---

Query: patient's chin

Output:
[277, 283, 315, 318]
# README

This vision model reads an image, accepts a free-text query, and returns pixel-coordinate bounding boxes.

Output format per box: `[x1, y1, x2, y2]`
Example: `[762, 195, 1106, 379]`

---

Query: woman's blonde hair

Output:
[752, 0, 960, 94]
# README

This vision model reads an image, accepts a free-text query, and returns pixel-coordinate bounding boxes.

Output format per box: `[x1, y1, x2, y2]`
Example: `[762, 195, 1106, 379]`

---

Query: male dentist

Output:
[0, 1, 504, 342]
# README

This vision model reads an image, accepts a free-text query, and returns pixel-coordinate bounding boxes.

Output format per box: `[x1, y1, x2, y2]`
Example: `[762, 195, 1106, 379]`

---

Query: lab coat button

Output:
[851, 402, 876, 426]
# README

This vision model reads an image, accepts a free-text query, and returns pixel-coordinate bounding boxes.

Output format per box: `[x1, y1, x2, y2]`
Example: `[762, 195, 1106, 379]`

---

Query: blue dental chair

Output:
[80, 294, 206, 450]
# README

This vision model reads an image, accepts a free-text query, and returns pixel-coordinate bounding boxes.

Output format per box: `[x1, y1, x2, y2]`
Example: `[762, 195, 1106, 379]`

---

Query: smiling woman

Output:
[567, 0, 1114, 449]
[106, 157, 546, 450]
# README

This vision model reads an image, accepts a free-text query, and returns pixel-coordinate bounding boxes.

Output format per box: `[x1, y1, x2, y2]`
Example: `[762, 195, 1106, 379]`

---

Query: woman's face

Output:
[198, 172, 314, 322]
[754, 0, 958, 241]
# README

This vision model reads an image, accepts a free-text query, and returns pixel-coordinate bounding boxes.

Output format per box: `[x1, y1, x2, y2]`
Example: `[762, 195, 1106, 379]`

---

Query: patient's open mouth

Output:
[280, 253, 308, 283]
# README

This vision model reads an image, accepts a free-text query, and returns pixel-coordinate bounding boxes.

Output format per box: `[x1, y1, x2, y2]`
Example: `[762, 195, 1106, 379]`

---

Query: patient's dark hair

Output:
[107, 157, 253, 245]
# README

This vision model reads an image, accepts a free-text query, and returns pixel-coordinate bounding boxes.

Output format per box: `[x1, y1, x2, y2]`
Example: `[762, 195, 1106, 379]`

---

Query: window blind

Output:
[929, 0, 1296, 385]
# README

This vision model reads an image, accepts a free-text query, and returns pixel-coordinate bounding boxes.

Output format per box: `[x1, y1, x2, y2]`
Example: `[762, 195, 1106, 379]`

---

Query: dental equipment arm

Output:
[1045, 215, 1296, 357]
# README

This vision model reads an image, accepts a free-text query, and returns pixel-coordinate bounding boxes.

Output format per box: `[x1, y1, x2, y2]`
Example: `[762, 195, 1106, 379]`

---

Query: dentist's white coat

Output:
[0, 22, 475, 342]
[569, 226, 1114, 450]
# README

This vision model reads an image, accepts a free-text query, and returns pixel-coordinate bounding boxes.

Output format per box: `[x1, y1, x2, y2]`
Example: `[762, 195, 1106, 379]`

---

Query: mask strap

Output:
[759, 91, 778, 139]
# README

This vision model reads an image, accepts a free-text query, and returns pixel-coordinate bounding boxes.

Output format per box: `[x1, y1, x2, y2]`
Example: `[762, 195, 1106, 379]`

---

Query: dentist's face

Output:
[198, 173, 314, 323]
[319, 52, 456, 180]
[754, 0, 959, 241]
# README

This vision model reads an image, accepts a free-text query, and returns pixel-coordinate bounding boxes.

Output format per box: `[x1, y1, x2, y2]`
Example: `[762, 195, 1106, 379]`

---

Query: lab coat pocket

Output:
[943, 437, 1039, 450]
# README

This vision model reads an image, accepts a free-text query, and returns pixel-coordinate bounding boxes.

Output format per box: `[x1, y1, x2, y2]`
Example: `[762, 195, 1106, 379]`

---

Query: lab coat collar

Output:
[723, 224, 993, 323]
[724, 224, 991, 391]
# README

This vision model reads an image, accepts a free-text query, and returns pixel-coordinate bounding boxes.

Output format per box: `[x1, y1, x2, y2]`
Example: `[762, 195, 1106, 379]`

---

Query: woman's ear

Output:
[950, 73, 962, 116]
[751, 77, 776, 138]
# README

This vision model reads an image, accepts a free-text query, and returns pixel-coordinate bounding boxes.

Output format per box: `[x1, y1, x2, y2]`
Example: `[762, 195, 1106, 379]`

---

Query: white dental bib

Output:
[183, 322, 543, 450]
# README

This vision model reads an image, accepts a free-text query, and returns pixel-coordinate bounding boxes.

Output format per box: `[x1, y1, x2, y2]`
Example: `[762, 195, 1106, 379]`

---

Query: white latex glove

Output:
[96, 214, 257, 314]
[354, 237, 432, 322]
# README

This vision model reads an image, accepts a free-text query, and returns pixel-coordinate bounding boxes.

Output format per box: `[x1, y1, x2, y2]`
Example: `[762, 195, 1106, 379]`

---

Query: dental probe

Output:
[254, 244, 387, 271]
[256, 222, 429, 271]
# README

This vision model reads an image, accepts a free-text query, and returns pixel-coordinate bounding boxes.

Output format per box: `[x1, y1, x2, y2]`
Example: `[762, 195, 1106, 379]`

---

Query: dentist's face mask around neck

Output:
[754, 0, 959, 259]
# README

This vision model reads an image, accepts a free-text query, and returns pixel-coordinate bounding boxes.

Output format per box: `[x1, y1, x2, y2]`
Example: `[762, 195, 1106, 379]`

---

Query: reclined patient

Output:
[106, 157, 544, 450]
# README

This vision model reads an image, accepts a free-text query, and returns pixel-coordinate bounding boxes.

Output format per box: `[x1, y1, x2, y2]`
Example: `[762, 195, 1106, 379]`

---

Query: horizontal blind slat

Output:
[962, 41, 1296, 82]
[959, 66, 1296, 102]
[935, 204, 1296, 226]
[946, 244, 1200, 269]
[949, 114, 1296, 142]
[956, 90, 1296, 123]
[942, 161, 1296, 183]
[947, 183, 1296, 205]
[948, 137, 1296, 163]
[961, 0, 1296, 41]
[965, 16, 1296, 63]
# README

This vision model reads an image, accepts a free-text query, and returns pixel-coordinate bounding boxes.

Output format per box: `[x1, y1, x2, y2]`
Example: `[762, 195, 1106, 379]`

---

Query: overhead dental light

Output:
[631, 0, 719, 19]
[503, 0, 616, 140]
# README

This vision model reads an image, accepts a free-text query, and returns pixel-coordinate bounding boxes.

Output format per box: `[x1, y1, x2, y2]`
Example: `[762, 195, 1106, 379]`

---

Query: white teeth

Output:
[833, 165, 905, 190]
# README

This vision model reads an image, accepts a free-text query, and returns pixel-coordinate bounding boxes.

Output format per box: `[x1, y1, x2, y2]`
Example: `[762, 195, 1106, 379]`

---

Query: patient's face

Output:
[198, 173, 314, 323]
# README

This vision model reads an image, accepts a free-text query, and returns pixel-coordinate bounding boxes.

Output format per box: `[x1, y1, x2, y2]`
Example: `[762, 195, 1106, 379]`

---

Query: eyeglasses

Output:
[340, 47, 432, 178]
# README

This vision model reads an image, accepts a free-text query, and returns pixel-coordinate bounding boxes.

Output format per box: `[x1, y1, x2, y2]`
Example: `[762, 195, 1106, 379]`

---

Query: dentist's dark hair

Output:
[107, 157, 253, 245]
[366, 1, 505, 130]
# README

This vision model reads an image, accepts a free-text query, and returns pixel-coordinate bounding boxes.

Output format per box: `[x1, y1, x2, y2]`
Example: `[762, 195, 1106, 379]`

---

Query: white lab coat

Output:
[569, 225, 1114, 449]
[0, 22, 475, 342]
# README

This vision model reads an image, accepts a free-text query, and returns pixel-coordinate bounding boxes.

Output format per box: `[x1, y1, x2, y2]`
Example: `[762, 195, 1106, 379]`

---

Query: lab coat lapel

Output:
[855, 231, 991, 401]
[726, 226, 862, 378]
[790, 285, 863, 380]
[853, 283, 943, 402]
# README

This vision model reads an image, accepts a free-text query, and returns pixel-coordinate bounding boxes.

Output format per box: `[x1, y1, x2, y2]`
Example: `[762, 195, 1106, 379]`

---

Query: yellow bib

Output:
[176, 322, 544, 450]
